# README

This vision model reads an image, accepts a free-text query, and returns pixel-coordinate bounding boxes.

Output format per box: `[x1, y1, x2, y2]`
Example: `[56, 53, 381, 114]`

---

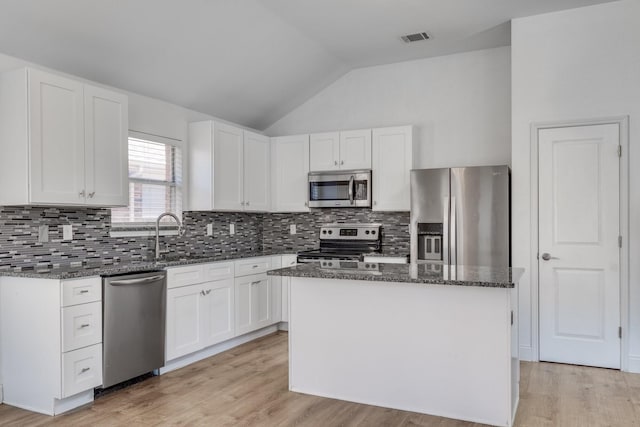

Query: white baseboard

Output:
[627, 355, 640, 373]
[0, 383, 3, 403]
[159, 325, 278, 375]
[278, 322, 289, 331]
[519, 345, 536, 362]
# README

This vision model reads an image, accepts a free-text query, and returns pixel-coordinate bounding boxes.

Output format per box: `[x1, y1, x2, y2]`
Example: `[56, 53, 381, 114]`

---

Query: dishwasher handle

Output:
[108, 274, 165, 286]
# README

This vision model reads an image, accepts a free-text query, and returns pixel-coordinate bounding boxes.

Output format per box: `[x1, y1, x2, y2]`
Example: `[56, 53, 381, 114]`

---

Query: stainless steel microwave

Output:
[308, 170, 372, 208]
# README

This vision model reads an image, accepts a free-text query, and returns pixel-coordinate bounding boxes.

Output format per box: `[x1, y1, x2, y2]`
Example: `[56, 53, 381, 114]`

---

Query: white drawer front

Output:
[62, 343, 103, 397]
[62, 301, 102, 352]
[282, 254, 297, 267]
[235, 257, 272, 277]
[167, 264, 205, 289]
[62, 277, 102, 307]
[203, 261, 234, 281]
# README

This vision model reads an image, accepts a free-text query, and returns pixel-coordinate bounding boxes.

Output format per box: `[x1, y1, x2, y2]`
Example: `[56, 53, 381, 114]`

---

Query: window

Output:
[111, 135, 183, 224]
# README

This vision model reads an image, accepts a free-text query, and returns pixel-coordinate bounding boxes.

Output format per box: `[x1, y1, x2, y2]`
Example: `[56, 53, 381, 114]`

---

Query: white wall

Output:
[265, 47, 512, 169]
[512, 0, 640, 370]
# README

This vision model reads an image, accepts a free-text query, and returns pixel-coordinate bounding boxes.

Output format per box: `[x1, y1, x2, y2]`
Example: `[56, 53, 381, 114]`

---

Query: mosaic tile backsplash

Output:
[0, 206, 409, 269]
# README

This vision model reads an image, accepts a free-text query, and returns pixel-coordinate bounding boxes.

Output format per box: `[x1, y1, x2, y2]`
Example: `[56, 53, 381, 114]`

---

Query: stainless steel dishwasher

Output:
[102, 270, 166, 388]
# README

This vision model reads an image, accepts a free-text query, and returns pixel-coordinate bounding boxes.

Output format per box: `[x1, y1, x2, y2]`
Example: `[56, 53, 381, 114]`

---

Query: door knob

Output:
[541, 253, 558, 261]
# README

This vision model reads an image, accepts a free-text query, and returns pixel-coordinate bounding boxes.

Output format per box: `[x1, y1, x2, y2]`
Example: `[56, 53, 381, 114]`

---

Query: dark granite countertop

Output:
[0, 249, 297, 280]
[268, 262, 524, 288]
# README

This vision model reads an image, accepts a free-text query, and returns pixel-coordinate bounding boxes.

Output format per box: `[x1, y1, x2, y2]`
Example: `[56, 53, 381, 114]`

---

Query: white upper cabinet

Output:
[339, 129, 372, 170]
[0, 67, 128, 206]
[84, 85, 128, 206]
[188, 121, 270, 211]
[243, 131, 271, 211]
[372, 126, 414, 211]
[309, 132, 340, 171]
[214, 122, 244, 210]
[270, 134, 310, 212]
[309, 129, 371, 171]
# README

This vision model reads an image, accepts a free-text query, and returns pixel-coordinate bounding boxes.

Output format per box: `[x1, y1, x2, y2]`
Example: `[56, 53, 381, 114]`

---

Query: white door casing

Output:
[538, 123, 620, 369]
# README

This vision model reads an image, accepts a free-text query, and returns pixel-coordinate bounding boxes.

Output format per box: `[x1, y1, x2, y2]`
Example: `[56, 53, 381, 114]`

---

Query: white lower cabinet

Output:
[166, 256, 284, 362]
[280, 255, 297, 323]
[235, 273, 271, 336]
[165, 261, 235, 361]
[0, 276, 103, 415]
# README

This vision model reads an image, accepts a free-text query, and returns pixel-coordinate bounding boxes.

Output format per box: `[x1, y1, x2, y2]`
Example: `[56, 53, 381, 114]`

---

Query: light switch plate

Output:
[290, 224, 297, 235]
[38, 225, 49, 243]
[206, 223, 213, 236]
[229, 223, 235, 235]
[62, 224, 73, 241]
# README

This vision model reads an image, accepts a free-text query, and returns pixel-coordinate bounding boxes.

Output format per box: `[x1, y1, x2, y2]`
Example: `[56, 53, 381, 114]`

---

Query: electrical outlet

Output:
[38, 225, 49, 243]
[206, 223, 213, 236]
[229, 223, 235, 235]
[290, 224, 297, 235]
[62, 224, 73, 241]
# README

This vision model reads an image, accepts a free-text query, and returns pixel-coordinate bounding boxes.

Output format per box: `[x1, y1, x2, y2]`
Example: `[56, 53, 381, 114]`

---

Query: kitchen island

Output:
[269, 262, 524, 427]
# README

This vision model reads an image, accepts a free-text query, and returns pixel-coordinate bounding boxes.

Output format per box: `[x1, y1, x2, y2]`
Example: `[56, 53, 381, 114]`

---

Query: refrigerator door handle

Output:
[443, 196, 449, 265]
[450, 196, 457, 266]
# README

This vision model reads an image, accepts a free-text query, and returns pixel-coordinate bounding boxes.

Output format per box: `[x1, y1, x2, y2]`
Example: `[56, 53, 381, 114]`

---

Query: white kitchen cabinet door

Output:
[270, 256, 282, 323]
[339, 129, 371, 170]
[270, 135, 310, 212]
[243, 131, 270, 211]
[213, 122, 244, 210]
[280, 255, 297, 323]
[28, 68, 86, 205]
[83, 85, 128, 206]
[188, 121, 214, 210]
[372, 126, 414, 211]
[166, 284, 205, 361]
[201, 278, 235, 347]
[309, 132, 340, 171]
[235, 273, 271, 336]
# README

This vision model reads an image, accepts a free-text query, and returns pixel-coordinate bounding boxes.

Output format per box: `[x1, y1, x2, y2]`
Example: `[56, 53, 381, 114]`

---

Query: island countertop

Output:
[268, 262, 524, 288]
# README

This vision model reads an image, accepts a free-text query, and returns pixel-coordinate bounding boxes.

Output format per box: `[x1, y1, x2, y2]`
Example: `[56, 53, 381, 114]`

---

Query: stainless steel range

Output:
[297, 223, 382, 263]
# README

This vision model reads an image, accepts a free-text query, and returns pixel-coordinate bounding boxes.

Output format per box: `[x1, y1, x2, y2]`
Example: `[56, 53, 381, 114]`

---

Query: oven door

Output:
[308, 170, 371, 208]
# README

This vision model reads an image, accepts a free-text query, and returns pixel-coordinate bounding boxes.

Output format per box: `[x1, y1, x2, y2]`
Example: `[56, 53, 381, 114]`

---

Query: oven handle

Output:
[348, 175, 355, 205]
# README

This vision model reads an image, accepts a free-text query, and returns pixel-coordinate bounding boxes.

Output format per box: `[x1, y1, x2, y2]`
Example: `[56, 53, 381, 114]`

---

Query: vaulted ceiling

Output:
[0, 0, 617, 130]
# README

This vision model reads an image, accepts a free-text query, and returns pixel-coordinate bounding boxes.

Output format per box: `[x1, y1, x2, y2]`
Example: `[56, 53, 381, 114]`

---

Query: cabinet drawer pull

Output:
[80, 367, 91, 373]
[79, 190, 85, 198]
[206, 289, 211, 295]
[79, 323, 91, 329]
[334, 160, 338, 166]
[252, 265, 259, 268]
[251, 281, 261, 285]
[88, 191, 95, 198]
[79, 289, 89, 294]
[200, 290, 206, 296]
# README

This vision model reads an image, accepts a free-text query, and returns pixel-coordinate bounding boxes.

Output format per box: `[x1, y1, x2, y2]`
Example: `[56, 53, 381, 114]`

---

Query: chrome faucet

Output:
[155, 212, 184, 260]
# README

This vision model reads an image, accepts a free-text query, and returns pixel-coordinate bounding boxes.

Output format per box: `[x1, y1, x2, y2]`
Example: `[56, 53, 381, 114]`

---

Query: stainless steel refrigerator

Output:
[410, 166, 510, 267]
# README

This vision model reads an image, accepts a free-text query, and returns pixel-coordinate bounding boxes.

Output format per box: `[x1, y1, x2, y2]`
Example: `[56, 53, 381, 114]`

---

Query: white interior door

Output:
[538, 123, 620, 369]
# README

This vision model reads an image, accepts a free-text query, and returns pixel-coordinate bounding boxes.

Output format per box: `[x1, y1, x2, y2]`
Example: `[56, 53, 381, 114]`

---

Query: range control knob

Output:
[371, 230, 376, 235]
[322, 230, 327, 234]
[365, 230, 370, 235]
[328, 230, 333, 235]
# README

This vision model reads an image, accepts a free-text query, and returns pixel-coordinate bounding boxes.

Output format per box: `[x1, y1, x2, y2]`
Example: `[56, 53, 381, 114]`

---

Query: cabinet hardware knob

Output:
[206, 289, 211, 295]
[81, 367, 90, 373]
[200, 290, 206, 296]
[334, 160, 338, 166]
[246, 201, 250, 206]
[79, 323, 90, 329]
[304, 202, 308, 207]
[341, 160, 344, 165]
[88, 192, 95, 198]
[79, 190, 85, 198]
[240, 201, 245, 206]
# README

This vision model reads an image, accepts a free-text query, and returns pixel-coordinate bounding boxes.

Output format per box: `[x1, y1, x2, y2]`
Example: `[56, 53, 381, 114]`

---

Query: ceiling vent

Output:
[401, 32, 430, 43]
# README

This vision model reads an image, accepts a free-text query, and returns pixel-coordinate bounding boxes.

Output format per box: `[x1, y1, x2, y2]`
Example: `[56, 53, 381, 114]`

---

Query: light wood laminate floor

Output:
[0, 331, 639, 426]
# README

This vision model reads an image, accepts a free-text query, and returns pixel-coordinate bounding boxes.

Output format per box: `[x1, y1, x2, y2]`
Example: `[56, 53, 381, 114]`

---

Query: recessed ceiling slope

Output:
[0, 0, 617, 130]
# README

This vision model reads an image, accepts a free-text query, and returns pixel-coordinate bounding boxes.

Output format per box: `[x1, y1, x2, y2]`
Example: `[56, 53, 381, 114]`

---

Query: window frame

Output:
[110, 130, 186, 237]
